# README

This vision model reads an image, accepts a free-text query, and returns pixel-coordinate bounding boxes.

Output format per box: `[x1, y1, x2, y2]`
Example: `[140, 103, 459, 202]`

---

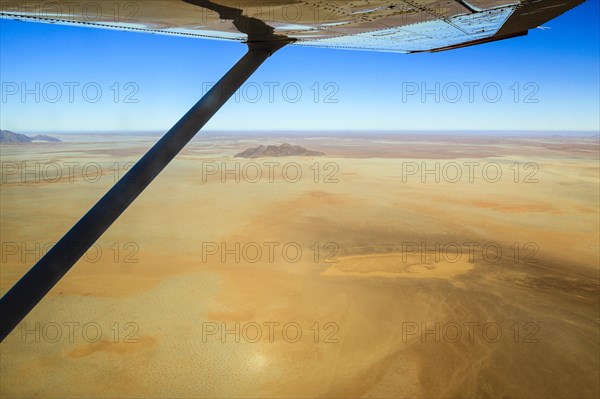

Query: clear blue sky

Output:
[1, 1, 598, 133]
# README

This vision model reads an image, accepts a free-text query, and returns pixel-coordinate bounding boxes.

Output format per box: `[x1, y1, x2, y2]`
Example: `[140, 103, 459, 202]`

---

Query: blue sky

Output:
[0, 1, 598, 133]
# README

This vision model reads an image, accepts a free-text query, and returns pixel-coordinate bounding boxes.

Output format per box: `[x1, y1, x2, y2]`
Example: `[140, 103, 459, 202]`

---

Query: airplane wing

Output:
[0, 0, 586, 53]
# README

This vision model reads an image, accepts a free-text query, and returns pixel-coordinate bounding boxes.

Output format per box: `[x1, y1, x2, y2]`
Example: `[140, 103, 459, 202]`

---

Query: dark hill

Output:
[0, 130, 61, 143]
[235, 143, 325, 158]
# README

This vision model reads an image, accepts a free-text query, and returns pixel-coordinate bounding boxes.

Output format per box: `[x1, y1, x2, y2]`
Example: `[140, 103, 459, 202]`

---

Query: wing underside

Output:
[0, 0, 586, 52]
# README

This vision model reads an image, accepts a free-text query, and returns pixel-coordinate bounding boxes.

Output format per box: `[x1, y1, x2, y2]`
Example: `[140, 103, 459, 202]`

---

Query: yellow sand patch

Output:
[320, 252, 474, 279]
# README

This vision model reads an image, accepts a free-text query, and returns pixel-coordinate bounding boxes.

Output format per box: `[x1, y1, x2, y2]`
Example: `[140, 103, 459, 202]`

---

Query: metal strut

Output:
[0, 40, 291, 342]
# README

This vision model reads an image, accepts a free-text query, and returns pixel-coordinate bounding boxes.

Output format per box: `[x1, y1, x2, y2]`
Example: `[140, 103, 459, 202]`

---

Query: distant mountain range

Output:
[235, 143, 325, 158]
[0, 130, 61, 143]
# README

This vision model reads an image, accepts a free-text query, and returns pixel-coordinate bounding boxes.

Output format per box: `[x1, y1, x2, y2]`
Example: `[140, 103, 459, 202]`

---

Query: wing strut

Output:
[0, 39, 291, 342]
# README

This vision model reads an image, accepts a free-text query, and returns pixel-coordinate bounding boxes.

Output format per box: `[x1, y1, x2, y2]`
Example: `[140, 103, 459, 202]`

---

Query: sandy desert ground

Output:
[0, 132, 599, 398]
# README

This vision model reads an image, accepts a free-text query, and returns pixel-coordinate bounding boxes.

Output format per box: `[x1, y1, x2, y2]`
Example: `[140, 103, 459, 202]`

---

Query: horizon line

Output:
[5, 129, 600, 135]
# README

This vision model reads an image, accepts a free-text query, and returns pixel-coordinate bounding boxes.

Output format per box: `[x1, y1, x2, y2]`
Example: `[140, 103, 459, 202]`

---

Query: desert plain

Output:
[0, 132, 598, 398]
